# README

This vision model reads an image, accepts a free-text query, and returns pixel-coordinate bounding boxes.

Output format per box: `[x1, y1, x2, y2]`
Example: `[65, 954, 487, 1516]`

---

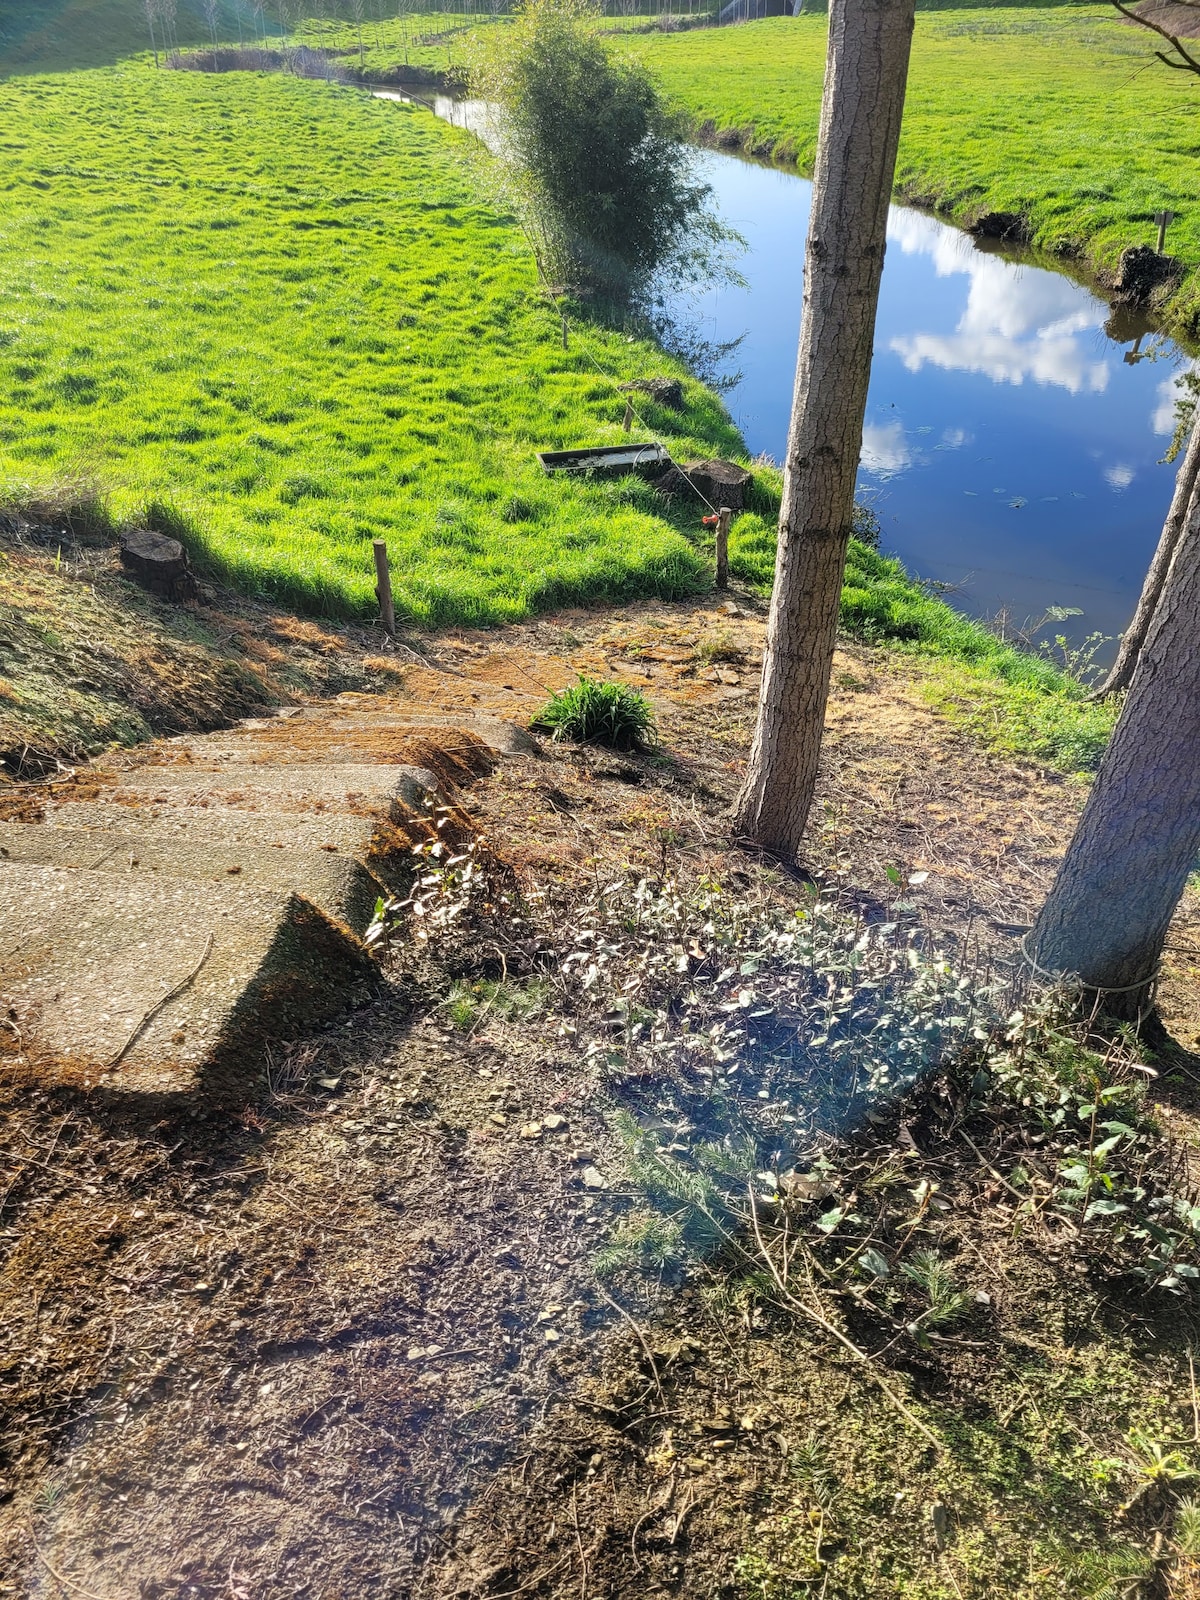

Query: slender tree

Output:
[204, 0, 221, 47]
[142, 0, 161, 64]
[352, 0, 367, 64]
[160, 0, 179, 50]
[1093, 418, 1200, 699]
[1028, 476, 1200, 1021]
[731, 0, 915, 859]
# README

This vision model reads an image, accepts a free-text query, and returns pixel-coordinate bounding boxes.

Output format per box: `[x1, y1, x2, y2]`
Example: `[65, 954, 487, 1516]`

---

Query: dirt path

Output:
[2, 594, 1197, 1599]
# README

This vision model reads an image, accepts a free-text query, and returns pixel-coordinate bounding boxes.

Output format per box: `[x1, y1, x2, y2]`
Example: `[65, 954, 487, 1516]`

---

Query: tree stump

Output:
[119, 529, 198, 603]
[619, 376, 686, 413]
[652, 458, 753, 514]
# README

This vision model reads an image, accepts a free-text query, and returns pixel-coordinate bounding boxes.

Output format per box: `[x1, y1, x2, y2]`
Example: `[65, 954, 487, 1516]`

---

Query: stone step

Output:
[0, 821, 388, 936]
[84, 761, 438, 821]
[0, 859, 374, 1099]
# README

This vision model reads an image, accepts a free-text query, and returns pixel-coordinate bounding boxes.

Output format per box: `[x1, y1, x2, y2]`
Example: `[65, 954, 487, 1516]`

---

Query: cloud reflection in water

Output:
[885, 211, 1111, 396]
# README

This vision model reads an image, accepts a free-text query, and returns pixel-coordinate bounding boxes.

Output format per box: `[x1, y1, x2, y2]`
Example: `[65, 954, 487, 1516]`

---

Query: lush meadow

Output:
[0, 64, 746, 623]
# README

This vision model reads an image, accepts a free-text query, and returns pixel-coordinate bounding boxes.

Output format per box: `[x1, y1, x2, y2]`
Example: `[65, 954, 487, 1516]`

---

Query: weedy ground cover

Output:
[621, 6, 1200, 333]
[0, 64, 745, 624]
[364, 837, 1200, 1596]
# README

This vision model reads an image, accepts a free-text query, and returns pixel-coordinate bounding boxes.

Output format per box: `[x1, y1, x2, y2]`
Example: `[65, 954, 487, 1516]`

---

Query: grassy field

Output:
[0, 63, 750, 624]
[623, 6, 1200, 333]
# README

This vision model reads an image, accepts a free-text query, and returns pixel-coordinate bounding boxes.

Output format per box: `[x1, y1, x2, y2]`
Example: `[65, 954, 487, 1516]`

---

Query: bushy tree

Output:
[469, 0, 728, 304]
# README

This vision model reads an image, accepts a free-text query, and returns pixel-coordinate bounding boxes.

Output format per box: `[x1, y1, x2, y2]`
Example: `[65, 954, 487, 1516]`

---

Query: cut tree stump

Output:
[652, 458, 753, 514]
[119, 529, 198, 602]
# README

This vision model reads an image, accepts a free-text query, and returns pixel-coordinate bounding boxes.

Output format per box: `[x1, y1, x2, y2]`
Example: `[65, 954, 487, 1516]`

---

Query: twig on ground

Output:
[105, 933, 214, 1071]
[746, 1185, 944, 1455]
[28, 1533, 106, 1600]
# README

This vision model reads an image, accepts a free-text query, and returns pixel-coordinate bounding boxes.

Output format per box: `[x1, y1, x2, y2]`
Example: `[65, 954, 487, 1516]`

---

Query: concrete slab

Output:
[94, 762, 439, 821]
[0, 822, 388, 935]
[0, 860, 374, 1099]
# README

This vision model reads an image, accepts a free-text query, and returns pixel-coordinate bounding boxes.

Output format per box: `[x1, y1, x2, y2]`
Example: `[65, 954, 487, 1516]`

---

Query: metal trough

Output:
[536, 441, 670, 476]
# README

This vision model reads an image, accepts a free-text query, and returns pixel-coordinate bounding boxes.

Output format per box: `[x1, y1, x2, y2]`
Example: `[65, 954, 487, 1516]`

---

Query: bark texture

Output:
[1030, 481, 1200, 1019]
[1093, 417, 1200, 700]
[731, 0, 915, 858]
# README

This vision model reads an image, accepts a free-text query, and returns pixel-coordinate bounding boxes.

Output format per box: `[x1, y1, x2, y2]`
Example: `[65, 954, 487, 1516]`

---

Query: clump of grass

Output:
[0, 469, 114, 543]
[531, 675, 656, 751]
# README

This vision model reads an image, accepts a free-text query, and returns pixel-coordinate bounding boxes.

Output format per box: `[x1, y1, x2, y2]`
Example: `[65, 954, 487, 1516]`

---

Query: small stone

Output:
[715, 667, 740, 685]
[520, 1121, 543, 1140]
[719, 601, 742, 616]
[543, 1113, 568, 1132]
[489, 1112, 508, 1128]
[580, 1165, 605, 1190]
[544, 1328, 562, 1343]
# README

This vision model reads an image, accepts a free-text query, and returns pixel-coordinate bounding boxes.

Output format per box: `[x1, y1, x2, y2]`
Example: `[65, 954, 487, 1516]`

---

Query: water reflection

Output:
[674, 151, 1196, 648]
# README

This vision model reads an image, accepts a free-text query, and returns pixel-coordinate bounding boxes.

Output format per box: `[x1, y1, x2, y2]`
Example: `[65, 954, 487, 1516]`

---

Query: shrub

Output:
[531, 675, 656, 750]
[469, 0, 732, 304]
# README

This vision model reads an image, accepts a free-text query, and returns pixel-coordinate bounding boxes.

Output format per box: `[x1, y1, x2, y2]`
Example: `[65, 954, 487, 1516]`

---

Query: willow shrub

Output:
[468, 0, 731, 306]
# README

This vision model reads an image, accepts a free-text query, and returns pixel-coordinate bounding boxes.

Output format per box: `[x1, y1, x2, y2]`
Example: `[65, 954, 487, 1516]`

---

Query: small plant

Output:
[901, 1248, 971, 1339]
[531, 676, 656, 751]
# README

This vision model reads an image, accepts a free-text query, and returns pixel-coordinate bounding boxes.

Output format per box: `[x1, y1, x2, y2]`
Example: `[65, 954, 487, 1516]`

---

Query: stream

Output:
[377, 89, 1195, 651]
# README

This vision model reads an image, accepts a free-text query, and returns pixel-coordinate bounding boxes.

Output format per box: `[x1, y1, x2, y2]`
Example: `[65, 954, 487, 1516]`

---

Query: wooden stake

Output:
[715, 506, 731, 590]
[373, 538, 395, 639]
[1155, 208, 1176, 254]
[623, 399, 634, 433]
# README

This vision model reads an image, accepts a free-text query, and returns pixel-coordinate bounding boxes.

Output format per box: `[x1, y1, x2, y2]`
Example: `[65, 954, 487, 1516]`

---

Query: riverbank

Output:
[0, 64, 748, 624]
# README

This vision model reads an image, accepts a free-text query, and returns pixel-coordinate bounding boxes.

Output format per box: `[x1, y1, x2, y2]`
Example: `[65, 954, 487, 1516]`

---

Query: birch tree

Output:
[731, 0, 915, 859]
[1028, 476, 1200, 1021]
[142, 0, 160, 65]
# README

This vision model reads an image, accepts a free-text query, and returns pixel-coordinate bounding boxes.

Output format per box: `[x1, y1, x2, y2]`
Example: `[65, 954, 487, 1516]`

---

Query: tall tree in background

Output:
[1093, 419, 1200, 698]
[203, 0, 221, 47]
[1029, 479, 1200, 1021]
[731, 0, 915, 858]
[142, 0, 161, 64]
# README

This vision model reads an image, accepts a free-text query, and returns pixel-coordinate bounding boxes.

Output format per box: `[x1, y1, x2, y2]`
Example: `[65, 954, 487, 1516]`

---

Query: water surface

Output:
[375, 89, 1193, 647]
[683, 151, 1194, 646]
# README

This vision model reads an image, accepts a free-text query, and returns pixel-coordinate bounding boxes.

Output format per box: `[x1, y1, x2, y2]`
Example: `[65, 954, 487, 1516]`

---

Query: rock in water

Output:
[119, 529, 198, 602]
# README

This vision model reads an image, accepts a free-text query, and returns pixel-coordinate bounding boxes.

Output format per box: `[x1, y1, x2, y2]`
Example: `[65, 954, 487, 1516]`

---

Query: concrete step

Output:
[90, 761, 438, 821]
[0, 821, 388, 936]
[0, 859, 374, 1099]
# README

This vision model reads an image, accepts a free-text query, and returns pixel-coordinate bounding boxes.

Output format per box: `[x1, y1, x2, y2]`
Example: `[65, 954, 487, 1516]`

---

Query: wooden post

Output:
[1155, 209, 1176, 255]
[715, 506, 731, 590]
[373, 538, 395, 639]
[623, 399, 634, 433]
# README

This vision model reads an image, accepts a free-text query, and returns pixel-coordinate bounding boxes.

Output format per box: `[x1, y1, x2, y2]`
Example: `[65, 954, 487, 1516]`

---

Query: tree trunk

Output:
[730, 0, 915, 859]
[1028, 479, 1200, 1021]
[1092, 417, 1200, 700]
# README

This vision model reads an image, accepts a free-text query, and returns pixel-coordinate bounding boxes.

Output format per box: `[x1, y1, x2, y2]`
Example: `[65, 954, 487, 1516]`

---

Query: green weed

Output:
[532, 675, 656, 750]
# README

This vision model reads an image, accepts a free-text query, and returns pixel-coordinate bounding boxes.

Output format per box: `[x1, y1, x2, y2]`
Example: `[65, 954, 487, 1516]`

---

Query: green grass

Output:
[731, 513, 1118, 770]
[0, 63, 746, 625]
[532, 674, 657, 749]
[622, 7, 1200, 335]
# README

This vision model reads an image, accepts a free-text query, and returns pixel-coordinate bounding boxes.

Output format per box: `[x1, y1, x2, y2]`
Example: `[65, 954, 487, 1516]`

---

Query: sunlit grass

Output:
[0, 64, 745, 623]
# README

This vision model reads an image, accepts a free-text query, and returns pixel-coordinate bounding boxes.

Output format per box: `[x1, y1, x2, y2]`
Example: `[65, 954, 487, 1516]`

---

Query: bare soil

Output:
[2, 591, 1198, 1599]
